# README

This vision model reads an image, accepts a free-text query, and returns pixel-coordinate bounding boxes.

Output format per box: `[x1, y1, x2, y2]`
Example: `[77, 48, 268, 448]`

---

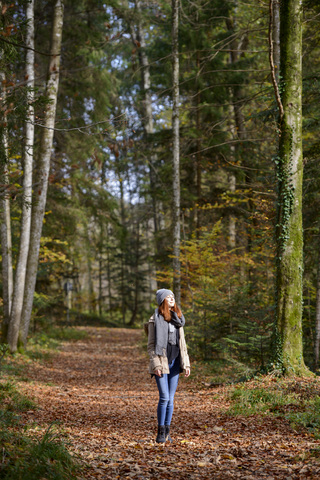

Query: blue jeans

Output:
[155, 355, 180, 426]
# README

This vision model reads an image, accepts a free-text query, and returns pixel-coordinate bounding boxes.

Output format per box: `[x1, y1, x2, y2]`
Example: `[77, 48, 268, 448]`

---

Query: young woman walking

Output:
[147, 288, 190, 443]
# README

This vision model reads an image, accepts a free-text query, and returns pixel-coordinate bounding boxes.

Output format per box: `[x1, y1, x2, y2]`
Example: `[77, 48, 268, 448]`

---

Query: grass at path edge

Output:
[0, 327, 87, 479]
[226, 375, 320, 441]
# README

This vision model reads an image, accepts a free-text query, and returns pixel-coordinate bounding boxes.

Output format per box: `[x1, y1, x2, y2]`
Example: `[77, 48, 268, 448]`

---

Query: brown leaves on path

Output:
[18, 327, 320, 479]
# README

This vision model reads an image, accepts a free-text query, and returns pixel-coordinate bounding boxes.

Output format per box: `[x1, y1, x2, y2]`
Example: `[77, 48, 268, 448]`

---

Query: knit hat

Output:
[156, 289, 174, 306]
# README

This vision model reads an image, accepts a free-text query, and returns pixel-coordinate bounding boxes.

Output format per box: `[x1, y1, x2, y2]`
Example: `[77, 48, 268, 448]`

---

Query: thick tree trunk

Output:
[274, 0, 310, 375]
[0, 77, 13, 340]
[9, 0, 64, 351]
[9, 0, 35, 345]
[172, 0, 181, 305]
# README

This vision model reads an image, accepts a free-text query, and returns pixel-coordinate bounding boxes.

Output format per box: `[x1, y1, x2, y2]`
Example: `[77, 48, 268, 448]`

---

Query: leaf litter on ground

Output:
[8, 326, 320, 479]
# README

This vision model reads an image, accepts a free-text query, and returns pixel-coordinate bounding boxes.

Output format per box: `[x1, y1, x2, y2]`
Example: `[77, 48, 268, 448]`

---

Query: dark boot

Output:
[165, 425, 172, 442]
[156, 425, 166, 443]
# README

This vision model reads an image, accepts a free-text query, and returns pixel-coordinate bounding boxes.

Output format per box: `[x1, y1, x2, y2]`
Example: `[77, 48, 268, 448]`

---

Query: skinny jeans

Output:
[155, 355, 180, 426]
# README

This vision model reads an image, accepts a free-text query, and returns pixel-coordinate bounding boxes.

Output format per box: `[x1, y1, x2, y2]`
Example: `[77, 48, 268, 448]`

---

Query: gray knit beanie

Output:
[156, 289, 174, 306]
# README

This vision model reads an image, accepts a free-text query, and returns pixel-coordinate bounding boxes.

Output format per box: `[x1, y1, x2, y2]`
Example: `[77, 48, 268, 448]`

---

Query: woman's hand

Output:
[185, 368, 190, 377]
[154, 369, 162, 377]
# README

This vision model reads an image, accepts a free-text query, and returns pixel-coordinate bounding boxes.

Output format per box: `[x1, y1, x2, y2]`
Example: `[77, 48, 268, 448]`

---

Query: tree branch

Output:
[0, 37, 60, 57]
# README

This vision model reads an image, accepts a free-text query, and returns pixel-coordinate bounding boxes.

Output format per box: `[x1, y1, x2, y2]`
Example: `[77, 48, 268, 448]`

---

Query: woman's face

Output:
[166, 294, 175, 309]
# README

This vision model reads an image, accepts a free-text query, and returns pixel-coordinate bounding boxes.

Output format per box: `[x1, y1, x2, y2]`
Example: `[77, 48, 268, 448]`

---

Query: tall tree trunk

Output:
[133, 0, 158, 295]
[106, 224, 112, 312]
[98, 227, 103, 317]
[172, 0, 181, 305]
[194, 51, 202, 238]
[8, 0, 64, 351]
[226, 14, 255, 282]
[273, 0, 309, 375]
[86, 231, 94, 313]
[9, 0, 35, 345]
[228, 171, 236, 248]
[0, 76, 13, 340]
[118, 167, 126, 325]
[128, 220, 140, 326]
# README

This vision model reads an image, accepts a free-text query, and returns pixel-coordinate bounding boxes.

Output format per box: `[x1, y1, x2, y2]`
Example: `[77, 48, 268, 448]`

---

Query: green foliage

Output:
[228, 384, 299, 416]
[2, 425, 79, 480]
[179, 219, 274, 366]
[227, 377, 320, 438]
[1, 0, 320, 372]
[0, 381, 80, 480]
[285, 396, 320, 438]
[21, 327, 88, 362]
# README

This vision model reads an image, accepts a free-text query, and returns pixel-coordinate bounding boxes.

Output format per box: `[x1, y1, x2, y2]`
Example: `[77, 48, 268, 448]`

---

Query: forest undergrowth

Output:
[1, 327, 320, 479]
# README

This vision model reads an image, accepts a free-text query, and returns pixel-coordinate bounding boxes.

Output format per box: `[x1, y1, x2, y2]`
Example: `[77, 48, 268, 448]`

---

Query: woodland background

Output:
[1, 0, 320, 375]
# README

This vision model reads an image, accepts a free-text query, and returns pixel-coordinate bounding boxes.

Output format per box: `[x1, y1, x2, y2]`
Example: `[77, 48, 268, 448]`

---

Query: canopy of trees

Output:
[1, 0, 320, 374]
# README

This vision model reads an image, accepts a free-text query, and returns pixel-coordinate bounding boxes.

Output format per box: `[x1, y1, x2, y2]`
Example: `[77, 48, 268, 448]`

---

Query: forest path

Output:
[21, 327, 320, 480]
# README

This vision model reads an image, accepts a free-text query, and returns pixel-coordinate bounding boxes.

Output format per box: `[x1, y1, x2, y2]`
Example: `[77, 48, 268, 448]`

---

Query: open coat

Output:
[147, 314, 190, 374]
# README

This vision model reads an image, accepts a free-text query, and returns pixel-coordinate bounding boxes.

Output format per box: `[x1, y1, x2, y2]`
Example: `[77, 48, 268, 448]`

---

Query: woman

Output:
[147, 288, 191, 443]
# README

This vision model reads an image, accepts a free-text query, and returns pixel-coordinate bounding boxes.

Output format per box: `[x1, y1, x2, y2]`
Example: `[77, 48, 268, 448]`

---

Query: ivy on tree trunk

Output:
[273, 0, 310, 376]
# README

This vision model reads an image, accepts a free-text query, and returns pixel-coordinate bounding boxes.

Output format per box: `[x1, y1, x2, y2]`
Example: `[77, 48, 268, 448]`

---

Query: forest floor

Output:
[14, 327, 320, 480]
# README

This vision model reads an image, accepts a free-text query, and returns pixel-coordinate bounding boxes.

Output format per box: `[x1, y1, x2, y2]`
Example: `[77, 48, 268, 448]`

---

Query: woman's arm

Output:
[147, 320, 163, 374]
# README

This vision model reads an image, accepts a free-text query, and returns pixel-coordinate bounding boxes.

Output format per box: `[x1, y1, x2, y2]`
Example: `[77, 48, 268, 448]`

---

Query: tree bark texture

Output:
[10, 0, 64, 351]
[9, 0, 35, 347]
[314, 234, 320, 370]
[172, 0, 181, 305]
[272, 0, 280, 79]
[274, 0, 309, 375]
[0, 75, 13, 340]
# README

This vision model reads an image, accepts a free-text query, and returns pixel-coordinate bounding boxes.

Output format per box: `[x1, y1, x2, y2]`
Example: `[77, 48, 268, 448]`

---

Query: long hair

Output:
[158, 299, 182, 322]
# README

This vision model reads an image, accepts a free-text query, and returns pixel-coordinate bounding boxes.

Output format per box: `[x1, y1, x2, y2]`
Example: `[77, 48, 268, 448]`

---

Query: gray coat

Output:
[147, 314, 191, 374]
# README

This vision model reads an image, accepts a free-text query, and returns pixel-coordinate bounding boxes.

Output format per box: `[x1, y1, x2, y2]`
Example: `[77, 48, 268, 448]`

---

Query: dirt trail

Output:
[20, 327, 320, 479]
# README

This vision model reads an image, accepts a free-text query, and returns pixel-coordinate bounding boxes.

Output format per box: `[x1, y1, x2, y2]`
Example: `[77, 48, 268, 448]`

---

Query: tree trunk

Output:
[272, 0, 280, 78]
[84, 224, 94, 313]
[314, 234, 320, 370]
[9, 0, 64, 351]
[273, 0, 310, 375]
[118, 165, 126, 325]
[0, 76, 13, 341]
[9, 0, 35, 346]
[228, 172, 236, 248]
[172, 0, 181, 305]
[98, 229, 103, 317]
[195, 51, 201, 238]
[106, 224, 112, 312]
[128, 220, 140, 326]
[133, 0, 158, 295]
